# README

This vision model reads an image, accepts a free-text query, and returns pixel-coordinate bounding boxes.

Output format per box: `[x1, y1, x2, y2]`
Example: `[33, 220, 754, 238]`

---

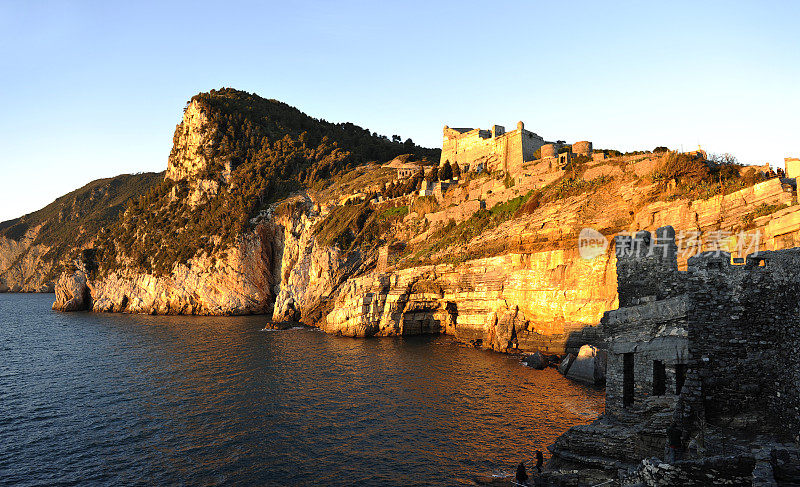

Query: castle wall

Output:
[606, 226, 800, 440]
[784, 157, 800, 179]
[440, 125, 545, 175]
[685, 250, 800, 437]
[605, 228, 689, 418]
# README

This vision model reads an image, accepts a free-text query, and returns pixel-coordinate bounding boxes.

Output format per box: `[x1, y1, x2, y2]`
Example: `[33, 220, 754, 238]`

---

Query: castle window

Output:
[653, 360, 666, 396]
[623, 353, 634, 407]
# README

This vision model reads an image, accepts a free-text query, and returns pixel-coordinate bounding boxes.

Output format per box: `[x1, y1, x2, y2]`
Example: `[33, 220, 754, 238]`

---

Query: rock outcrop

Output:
[0, 224, 54, 292]
[53, 227, 278, 315]
[52, 270, 89, 311]
[563, 344, 607, 385]
[323, 249, 614, 353]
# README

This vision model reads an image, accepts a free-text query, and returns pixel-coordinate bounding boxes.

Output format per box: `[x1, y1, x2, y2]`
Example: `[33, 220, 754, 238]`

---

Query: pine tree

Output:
[438, 161, 453, 181]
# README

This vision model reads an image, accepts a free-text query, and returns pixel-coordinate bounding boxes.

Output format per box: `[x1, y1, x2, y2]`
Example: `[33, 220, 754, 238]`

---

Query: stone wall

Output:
[440, 124, 545, 176]
[684, 249, 800, 438]
[606, 226, 800, 438]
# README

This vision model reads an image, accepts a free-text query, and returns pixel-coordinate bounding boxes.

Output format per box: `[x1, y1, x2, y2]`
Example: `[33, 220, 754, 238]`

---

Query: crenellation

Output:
[554, 227, 800, 482]
[440, 121, 546, 175]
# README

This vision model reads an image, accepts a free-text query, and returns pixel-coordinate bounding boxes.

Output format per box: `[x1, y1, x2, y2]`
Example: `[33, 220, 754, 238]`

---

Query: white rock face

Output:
[166, 101, 216, 182]
[53, 227, 278, 315]
[0, 225, 54, 292]
[52, 270, 88, 311]
[270, 204, 360, 323]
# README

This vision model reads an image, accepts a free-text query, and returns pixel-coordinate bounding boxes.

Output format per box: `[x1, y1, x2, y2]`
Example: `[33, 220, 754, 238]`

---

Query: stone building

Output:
[395, 163, 421, 179]
[440, 121, 545, 176]
[573, 140, 593, 157]
[550, 226, 800, 485]
[785, 157, 800, 180]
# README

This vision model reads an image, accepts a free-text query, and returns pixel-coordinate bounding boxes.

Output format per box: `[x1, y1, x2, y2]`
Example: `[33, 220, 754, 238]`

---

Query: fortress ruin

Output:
[440, 121, 545, 176]
[550, 226, 800, 485]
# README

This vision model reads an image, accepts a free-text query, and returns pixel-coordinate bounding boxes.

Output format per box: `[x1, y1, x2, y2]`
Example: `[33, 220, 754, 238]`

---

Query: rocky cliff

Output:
[46, 88, 800, 356]
[0, 172, 162, 292]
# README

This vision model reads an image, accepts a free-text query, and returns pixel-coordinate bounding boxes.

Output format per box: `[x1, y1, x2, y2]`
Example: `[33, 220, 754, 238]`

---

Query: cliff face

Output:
[324, 250, 615, 353]
[0, 224, 53, 292]
[0, 172, 162, 292]
[50, 89, 435, 317]
[46, 89, 800, 356]
[53, 226, 278, 314]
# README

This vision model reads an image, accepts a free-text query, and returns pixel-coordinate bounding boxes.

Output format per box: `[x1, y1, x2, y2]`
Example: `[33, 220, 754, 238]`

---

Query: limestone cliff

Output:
[323, 250, 614, 353]
[50, 88, 435, 316]
[45, 88, 800, 358]
[53, 227, 277, 314]
[0, 172, 162, 292]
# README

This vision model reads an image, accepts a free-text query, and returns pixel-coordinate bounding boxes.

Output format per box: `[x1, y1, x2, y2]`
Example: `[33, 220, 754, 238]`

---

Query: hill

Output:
[0, 172, 162, 291]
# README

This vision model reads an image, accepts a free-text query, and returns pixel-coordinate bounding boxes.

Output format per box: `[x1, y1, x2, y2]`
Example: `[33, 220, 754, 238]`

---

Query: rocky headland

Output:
[2, 89, 788, 360]
[5, 88, 800, 485]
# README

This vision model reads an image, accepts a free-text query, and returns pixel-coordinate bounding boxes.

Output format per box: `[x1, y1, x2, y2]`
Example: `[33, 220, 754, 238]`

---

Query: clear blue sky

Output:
[1, 0, 798, 221]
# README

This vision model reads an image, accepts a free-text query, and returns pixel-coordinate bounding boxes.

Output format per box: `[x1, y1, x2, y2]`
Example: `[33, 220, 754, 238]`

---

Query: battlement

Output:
[440, 121, 545, 176]
[606, 224, 800, 438]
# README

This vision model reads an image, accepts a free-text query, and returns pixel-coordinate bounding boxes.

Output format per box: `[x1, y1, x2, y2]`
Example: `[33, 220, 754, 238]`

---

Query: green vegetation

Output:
[404, 191, 538, 266]
[741, 203, 788, 229]
[539, 174, 610, 203]
[379, 205, 409, 219]
[313, 201, 410, 253]
[651, 152, 768, 201]
[438, 161, 453, 181]
[0, 172, 162, 278]
[94, 88, 439, 275]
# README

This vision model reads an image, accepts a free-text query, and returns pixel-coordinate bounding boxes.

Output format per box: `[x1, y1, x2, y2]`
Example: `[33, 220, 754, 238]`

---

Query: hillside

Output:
[36, 88, 800, 356]
[93, 88, 439, 277]
[0, 172, 162, 292]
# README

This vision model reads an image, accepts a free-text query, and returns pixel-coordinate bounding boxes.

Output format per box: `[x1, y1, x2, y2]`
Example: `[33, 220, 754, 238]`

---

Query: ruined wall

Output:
[606, 225, 800, 439]
[440, 125, 545, 174]
[604, 227, 689, 418]
[685, 249, 800, 439]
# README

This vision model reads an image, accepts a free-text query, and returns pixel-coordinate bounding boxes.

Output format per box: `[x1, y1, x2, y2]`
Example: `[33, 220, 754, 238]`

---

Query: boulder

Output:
[565, 345, 607, 385]
[558, 353, 575, 375]
[282, 300, 301, 322]
[521, 351, 547, 370]
[52, 271, 90, 312]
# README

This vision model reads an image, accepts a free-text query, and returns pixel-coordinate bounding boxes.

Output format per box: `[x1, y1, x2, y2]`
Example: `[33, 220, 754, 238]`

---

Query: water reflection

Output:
[1, 294, 603, 486]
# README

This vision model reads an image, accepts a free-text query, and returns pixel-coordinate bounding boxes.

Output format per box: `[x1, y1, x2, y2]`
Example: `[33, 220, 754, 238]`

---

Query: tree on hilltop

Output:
[425, 167, 439, 183]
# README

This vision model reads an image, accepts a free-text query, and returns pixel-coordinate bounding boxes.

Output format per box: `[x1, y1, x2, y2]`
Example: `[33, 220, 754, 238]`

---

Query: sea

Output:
[0, 294, 603, 486]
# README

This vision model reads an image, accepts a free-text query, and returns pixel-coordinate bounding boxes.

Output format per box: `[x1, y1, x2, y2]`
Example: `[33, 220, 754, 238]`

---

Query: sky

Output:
[1, 0, 798, 222]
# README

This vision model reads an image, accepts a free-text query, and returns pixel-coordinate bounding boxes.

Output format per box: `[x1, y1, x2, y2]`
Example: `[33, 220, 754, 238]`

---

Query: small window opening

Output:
[623, 353, 635, 407]
[653, 360, 666, 396]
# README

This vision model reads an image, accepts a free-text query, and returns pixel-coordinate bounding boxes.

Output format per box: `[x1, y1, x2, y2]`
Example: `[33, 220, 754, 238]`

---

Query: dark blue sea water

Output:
[0, 294, 604, 486]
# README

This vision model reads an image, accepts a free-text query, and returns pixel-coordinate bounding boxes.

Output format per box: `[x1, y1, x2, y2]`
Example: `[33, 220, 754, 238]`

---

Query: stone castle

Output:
[440, 121, 546, 175]
[440, 121, 598, 177]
